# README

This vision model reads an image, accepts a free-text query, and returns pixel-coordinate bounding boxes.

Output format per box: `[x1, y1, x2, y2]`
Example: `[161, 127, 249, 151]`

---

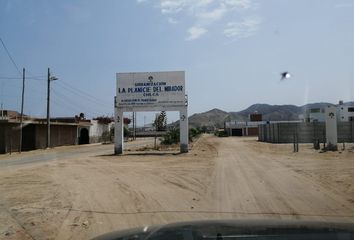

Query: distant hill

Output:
[188, 108, 230, 128]
[176, 101, 354, 129]
[230, 104, 302, 121]
[230, 102, 341, 121]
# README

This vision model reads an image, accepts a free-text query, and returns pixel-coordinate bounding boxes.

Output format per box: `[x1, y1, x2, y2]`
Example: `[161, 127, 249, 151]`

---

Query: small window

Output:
[348, 107, 354, 112]
[310, 108, 321, 113]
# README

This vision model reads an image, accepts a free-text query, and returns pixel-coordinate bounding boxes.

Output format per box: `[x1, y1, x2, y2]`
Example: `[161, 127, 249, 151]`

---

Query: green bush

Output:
[124, 126, 129, 137]
[161, 127, 202, 145]
[160, 127, 180, 145]
[215, 130, 228, 137]
[189, 128, 201, 141]
[110, 126, 130, 138]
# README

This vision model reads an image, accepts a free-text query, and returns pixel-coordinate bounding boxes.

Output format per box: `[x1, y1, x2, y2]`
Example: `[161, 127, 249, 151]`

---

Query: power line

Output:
[51, 88, 106, 117]
[0, 37, 21, 76]
[56, 81, 112, 108]
[0, 76, 45, 81]
[58, 80, 111, 106]
[55, 83, 110, 108]
[3, 81, 46, 94]
[51, 97, 100, 119]
[0, 77, 21, 80]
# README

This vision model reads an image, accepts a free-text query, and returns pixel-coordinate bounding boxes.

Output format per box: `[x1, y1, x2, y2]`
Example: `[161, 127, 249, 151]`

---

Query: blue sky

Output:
[1, 0, 354, 124]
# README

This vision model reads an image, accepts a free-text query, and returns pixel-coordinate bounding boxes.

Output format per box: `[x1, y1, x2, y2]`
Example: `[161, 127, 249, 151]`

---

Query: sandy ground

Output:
[0, 135, 354, 239]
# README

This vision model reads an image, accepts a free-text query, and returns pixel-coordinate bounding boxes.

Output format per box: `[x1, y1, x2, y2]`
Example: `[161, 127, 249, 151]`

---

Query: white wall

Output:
[90, 120, 113, 143]
[337, 106, 354, 122]
[303, 105, 354, 122]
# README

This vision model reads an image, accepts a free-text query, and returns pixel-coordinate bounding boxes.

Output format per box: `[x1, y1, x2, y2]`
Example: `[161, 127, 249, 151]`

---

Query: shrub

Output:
[161, 127, 202, 145]
[110, 126, 130, 138]
[161, 127, 180, 145]
[189, 128, 201, 141]
[215, 130, 228, 137]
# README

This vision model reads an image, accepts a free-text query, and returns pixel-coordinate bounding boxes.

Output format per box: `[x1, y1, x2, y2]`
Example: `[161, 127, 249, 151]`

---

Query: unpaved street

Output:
[1, 135, 354, 239]
[0, 138, 155, 167]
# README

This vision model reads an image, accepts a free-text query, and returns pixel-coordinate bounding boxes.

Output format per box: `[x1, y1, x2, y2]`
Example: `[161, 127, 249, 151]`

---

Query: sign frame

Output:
[114, 71, 188, 154]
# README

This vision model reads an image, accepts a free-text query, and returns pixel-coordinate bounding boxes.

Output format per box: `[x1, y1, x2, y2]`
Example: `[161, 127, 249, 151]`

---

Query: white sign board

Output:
[116, 71, 185, 110]
[114, 71, 188, 154]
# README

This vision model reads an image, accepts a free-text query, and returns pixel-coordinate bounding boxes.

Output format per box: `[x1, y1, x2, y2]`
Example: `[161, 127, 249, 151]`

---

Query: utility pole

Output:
[132, 112, 136, 140]
[46, 68, 58, 148]
[144, 115, 146, 132]
[0, 81, 3, 119]
[19, 68, 25, 153]
[47, 68, 51, 148]
[0, 103, 3, 118]
[134, 112, 136, 140]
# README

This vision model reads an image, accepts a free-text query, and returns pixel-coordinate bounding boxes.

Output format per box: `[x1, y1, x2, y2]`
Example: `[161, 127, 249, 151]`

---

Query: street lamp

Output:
[47, 68, 58, 148]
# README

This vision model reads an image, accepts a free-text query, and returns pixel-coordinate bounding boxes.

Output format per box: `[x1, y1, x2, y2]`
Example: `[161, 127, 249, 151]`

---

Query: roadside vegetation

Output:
[160, 127, 202, 145]
[215, 130, 228, 137]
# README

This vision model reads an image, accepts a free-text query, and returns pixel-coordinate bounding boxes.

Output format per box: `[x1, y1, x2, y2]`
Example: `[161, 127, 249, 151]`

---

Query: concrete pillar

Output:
[179, 107, 188, 153]
[325, 106, 338, 151]
[114, 108, 124, 154]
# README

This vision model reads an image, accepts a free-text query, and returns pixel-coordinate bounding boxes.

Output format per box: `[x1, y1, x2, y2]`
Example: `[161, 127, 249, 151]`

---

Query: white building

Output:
[300, 101, 354, 122]
[337, 105, 354, 122]
[89, 119, 114, 143]
[302, 108, 326, 122]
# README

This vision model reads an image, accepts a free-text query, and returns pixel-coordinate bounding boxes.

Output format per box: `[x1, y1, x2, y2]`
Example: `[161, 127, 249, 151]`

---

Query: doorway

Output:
[79, 128, 89, 144]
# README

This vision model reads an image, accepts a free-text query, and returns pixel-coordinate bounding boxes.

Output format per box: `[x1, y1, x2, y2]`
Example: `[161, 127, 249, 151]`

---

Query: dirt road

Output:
[1, 135, 354, 239]
[0, 138, 154, 167]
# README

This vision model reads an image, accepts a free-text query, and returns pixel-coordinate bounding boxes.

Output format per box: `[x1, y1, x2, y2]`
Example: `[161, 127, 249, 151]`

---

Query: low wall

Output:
[0, 123, 79, 154]
[258, 122, 354, 143]
[130, 131, 167, 138]
[0, 123, 21, 153]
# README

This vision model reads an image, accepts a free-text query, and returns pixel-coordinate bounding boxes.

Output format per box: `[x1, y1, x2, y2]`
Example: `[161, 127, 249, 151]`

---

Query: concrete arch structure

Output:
[114, 71, 188, 154]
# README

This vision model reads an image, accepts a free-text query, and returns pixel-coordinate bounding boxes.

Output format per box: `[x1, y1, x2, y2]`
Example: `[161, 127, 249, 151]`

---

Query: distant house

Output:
[300, 101, 354, 122]
[224, 113, 264, 136]
[0, 110, 114, 154]
[90, 118, 114, 143]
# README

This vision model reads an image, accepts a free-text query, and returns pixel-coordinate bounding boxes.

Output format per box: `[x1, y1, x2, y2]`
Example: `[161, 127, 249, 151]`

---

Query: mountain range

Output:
[186, 101, 354, 129]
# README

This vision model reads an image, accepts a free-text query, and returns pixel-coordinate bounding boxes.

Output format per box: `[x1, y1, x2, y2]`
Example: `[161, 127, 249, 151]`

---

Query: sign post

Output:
[325, 106, 338, 151]
[114, 71, 188, 154]
[114, 102, 124, 154]
[179, 107, 188, 153]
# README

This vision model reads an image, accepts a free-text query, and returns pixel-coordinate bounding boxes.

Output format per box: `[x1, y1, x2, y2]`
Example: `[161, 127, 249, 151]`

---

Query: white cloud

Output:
[223, 17, 261, 38]
[334, 2, 354, 8]
[160, 0, 186, 14]
[168, 17, 179, 24]
[197, 7, 227, 22]
[137, 0, 259, 40]
[223, 0, 252, 9]
[186, 26, 207, 40]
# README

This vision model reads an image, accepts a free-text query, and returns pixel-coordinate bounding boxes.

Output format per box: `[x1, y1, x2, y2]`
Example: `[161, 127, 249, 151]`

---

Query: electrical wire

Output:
[0, 37, 22, 76]
[51, 98, 97, 119]
[0, 76, 45, 81]
[56, 83, 112, 109]
[51, 88, 105, 117]
[57, 80, 112, 107]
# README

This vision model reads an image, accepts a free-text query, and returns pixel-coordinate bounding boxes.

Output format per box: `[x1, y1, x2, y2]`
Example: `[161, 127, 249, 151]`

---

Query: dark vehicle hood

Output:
[92, 219, 354, 240]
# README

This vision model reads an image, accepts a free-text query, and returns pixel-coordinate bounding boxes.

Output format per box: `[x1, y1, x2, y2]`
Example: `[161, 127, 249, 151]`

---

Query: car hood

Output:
[92, 219, 354, 240]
